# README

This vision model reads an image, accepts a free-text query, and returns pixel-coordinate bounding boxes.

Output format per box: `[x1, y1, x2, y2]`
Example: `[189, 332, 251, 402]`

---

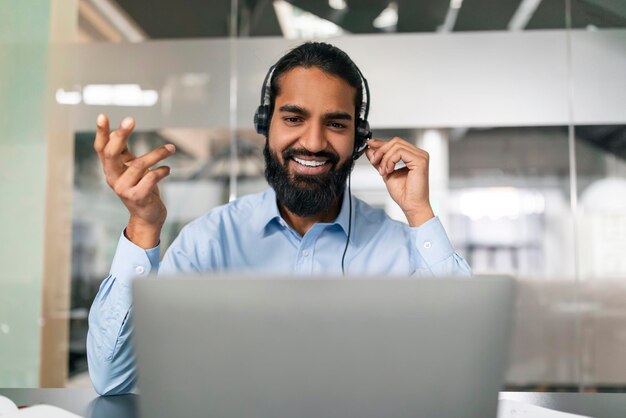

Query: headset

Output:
[254, 64, 372, 160]
[254, 62, 373, 276]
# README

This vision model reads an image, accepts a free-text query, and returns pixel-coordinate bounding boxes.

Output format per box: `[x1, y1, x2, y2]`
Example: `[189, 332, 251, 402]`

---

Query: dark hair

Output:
[269, 42, 364, 118]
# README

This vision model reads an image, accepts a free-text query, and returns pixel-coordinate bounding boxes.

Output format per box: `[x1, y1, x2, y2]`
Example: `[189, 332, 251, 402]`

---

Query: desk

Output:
[2, 389, 626, 417]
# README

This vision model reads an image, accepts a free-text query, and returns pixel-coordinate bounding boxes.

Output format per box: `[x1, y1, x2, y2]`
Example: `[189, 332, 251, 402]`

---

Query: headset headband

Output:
[259, 64, 370, 122]
[259, 65, 277, 107]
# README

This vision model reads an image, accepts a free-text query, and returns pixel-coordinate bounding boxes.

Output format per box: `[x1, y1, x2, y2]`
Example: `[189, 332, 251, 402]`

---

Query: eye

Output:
[328, 122, 346, 129]
[283, 117, 302, 125]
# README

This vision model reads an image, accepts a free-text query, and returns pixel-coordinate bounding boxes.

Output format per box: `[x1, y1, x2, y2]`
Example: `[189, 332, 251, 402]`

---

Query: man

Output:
[87, 42, 471, 395]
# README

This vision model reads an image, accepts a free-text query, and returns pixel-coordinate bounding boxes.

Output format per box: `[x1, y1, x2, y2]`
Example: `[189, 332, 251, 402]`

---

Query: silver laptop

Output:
[132, 276, 515, 418]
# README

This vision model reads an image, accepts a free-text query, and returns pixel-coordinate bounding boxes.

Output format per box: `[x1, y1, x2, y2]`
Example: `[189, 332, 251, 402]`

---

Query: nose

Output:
[299, 122, 327, 153]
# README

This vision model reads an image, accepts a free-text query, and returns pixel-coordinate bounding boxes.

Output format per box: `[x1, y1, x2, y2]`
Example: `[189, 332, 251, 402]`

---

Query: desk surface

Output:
[2, 389, 626, 418]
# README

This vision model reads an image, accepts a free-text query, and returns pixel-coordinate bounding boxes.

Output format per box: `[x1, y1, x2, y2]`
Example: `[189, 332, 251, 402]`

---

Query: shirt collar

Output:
[256, 188, 282, 235]
[256, 187, 356, 244]
[333, 189, 353, 239]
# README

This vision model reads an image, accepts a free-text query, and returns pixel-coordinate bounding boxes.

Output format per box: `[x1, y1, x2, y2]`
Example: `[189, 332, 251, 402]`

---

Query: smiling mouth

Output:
[292, 157, 328, 167]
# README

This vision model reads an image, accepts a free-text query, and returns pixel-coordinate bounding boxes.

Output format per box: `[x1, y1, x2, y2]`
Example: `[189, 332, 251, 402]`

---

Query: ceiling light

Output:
[273, 0, 346, 39]
[438, 0, 464, 32]
[88, 0, 147, 42]
[56, 84, 158, 106]
[508, 0, 543, 31]
[450, 0, 463, 10]
[373, 1, 398, 29]
[55, 89, 82, 105]
[329, 0, 347, 11]
[56, 82, 160, 106]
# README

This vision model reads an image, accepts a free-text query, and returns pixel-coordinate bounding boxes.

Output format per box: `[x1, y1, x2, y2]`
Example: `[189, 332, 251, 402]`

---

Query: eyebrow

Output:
[279, 104, 309, 117]
[279, 104, 353, 121]
[324, 112, 353, 121]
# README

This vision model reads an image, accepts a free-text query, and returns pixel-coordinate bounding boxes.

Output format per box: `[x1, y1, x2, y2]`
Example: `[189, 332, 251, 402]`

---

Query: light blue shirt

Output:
[87, 188, 471, 395]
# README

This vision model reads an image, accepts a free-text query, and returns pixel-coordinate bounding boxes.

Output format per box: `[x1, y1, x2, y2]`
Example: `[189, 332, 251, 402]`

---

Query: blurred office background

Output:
[1, 0, 626, 392]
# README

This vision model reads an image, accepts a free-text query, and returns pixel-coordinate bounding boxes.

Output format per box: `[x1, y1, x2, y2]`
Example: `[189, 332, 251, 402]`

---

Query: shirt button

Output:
[135, 266, 146, 275]
[423, 241, 432, 249]
[302, 250, 310, 257]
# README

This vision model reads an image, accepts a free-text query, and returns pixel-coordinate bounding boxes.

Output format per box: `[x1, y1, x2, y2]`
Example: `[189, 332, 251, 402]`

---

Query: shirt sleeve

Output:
[87, 230, 160, 395]
[409, 217, 472, 277]
[87, 224, 219, 395]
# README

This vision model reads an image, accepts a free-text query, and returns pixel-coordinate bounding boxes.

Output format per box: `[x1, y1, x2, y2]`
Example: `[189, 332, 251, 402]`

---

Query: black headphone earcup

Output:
[254, 105, 270, 136]
[357, 119, 371, 144]
[353, 119, 372, 160]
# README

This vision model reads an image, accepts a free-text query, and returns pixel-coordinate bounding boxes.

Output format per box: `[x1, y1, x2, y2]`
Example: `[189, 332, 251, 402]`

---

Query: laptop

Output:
[132, 276, 515, 418]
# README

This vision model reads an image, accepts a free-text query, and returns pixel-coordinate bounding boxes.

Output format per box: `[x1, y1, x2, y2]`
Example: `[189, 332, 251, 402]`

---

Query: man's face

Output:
[264, 66, 357, 217]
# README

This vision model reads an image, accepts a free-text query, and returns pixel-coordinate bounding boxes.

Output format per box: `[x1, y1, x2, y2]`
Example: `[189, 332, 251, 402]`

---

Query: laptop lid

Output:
[133, 276, 515, 418]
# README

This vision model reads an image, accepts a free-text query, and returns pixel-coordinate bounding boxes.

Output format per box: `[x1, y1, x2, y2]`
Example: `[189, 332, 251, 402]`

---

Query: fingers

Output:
[95, 116, 136, 185]
[366, 138, 398, 166]
[115, 166, 171, 205]
[93, 114, 110, 156]
[366, 137, 429, 176]
[127, 166, 171, 205]
[115, 144, 176, 192]
[105, 117, 135, 158]
[380, 147, 424, 176]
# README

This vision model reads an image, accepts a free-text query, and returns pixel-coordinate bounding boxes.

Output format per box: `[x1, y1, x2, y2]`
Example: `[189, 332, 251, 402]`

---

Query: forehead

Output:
[274, 67, 356, 113]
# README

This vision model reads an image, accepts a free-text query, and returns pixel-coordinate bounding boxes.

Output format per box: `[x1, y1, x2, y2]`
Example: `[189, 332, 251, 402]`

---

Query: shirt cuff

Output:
[410, 216, 455, 267]
[110, 229, 161, 286]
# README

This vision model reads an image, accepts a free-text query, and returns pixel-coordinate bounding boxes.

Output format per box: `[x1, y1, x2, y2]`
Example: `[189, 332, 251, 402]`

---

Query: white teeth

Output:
[293, 157, 326, 167]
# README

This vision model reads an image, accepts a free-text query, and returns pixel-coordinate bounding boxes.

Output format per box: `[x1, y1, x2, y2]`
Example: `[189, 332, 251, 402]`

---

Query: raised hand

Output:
[365, 137, 435, 227]
[93, 114, 176, 248]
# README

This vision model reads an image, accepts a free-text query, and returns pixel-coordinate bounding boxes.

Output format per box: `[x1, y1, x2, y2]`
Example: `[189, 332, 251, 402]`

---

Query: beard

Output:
[263, 142, 353, 218]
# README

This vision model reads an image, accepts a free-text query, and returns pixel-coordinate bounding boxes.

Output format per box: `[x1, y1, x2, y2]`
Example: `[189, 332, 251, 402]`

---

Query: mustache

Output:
[282, 148, 340, 165]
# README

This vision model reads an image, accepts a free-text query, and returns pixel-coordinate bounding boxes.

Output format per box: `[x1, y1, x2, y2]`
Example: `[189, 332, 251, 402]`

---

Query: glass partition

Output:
[568, 0, 626, 391]
[574, 133, 626, 389]
[63, 1, 623, 390]
[3, 0, 626, 392]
